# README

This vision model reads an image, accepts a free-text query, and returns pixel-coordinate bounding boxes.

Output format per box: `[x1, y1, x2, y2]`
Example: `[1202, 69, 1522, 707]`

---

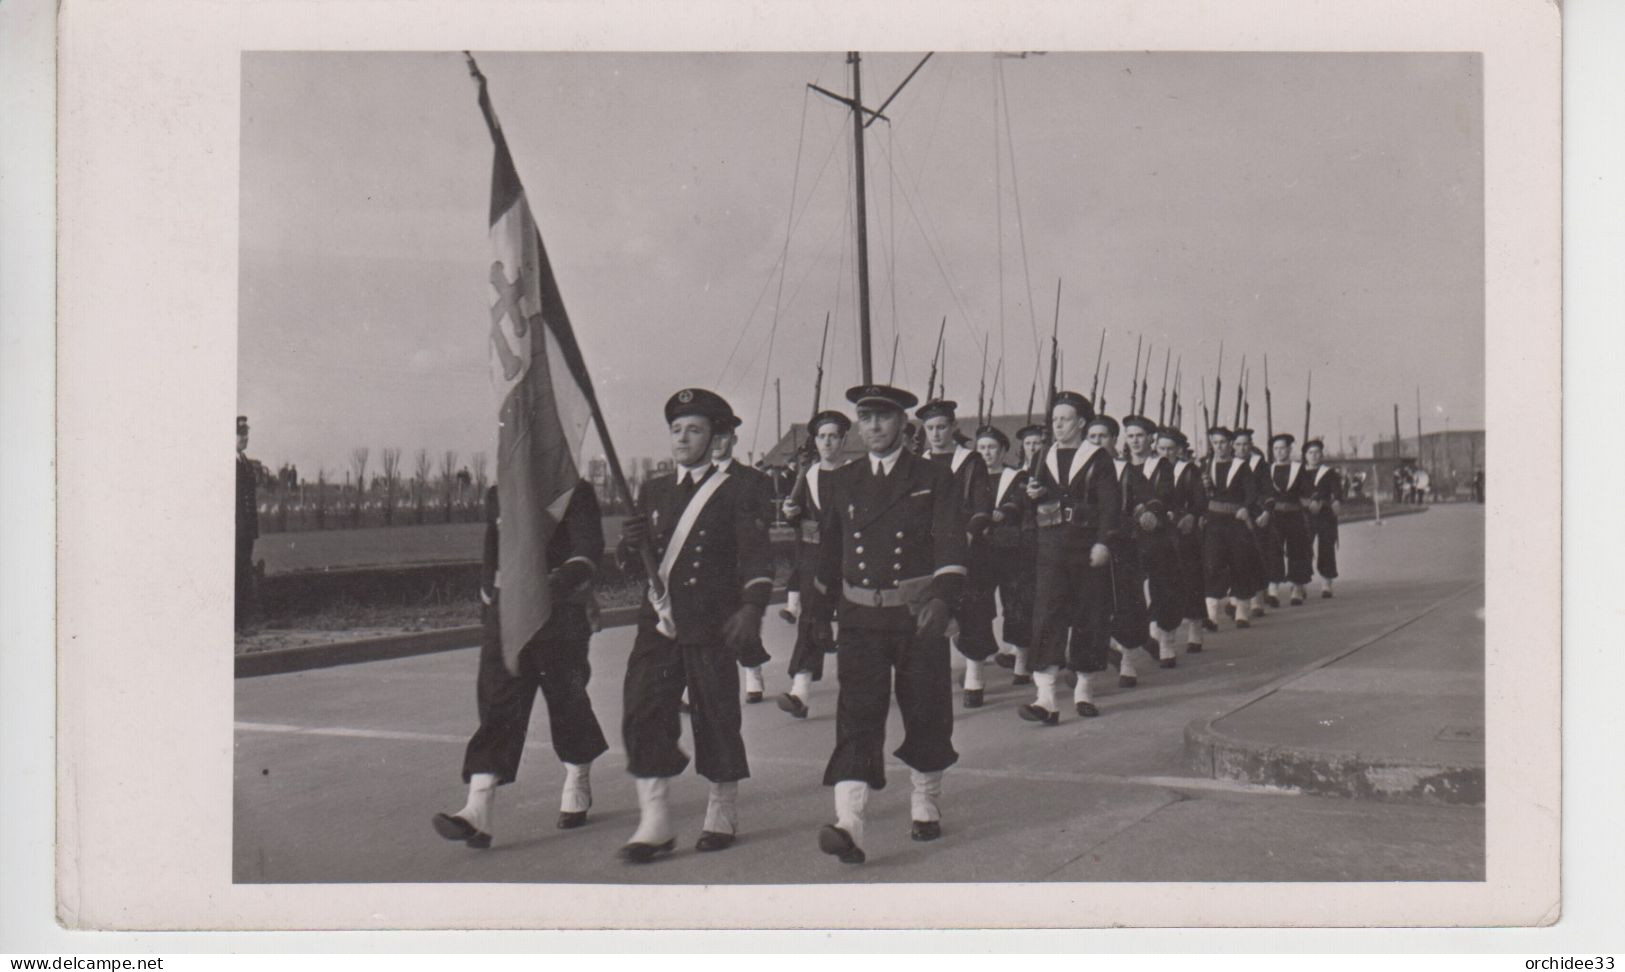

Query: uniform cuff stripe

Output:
[934, 565, 967, 577]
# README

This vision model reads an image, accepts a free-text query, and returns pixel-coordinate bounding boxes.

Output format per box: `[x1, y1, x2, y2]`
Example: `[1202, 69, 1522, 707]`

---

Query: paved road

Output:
[235, 504, 1484, 884]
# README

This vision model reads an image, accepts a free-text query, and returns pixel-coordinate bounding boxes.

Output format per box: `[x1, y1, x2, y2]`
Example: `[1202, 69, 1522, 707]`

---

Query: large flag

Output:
[472, 59, 598, 673]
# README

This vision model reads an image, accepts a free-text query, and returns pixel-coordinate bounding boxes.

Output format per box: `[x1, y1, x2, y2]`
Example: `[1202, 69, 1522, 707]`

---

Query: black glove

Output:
[914, 597, 951, 640]
[621, 513, 650, 547]
[723, 603, 765, 653]
[548, 559, 594, 598]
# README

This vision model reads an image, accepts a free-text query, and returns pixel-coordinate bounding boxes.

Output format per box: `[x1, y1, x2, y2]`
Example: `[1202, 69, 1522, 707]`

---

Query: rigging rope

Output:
[998, 56, 1044, 403]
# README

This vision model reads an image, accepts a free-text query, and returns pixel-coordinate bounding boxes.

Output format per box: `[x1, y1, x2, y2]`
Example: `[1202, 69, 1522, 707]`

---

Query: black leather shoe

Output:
[994, 653, 1016, 669]
[778, 608, 797, 624]
[911, 820, 942, 842]
[695, 831, 736, 852]
[962, 689, 984, 709]
[776, 692, 809, 719]
[1235, 618, 1251, 629]
[1017, 704, 1059, 726]
[1322, 589, 1334, 599]
[1290, 596, 1304, 606]
[618, 837, 676, 863]
[1118, 674, 1138, 688]
[1011, 673, 1033, 686]
[818, 824, 866, 864]
[1075, 701, 1100, 718]
[1160, 657, 1177, 669]
[1202, 619, 1219, 632]
[556, 810, 589, 830]
[432, 813, 492, 849]
[1187, 643, 1204, 654]
[1265, 595, 1281, 608]
[745, 691, 763, 704]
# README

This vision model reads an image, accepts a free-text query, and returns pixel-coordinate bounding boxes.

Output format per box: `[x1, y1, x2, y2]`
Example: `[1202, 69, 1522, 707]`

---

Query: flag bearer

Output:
[916, 399, 997, 708]
[1007, 392, 1120, 723]
[776, 409, 852, 719]
[432, 482, 610, 850]
[614, 389, 773, 862]
[811, 384, 967, 864]
[1302, 439, 1344, 598]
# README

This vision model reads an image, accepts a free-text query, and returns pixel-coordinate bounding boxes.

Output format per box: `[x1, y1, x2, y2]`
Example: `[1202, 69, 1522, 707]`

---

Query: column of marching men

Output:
[431, 383, 1346, 865]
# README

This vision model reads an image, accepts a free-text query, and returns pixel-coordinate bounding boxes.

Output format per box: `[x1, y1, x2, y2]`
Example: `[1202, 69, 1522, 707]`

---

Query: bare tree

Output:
[348, 448, 370, 527]
[314, 468, 328, 530]
[413, 448, 432, 525]
[380, 447, 402, 526]
[471, 451, 489, 507]
[439, 450, 460, 523]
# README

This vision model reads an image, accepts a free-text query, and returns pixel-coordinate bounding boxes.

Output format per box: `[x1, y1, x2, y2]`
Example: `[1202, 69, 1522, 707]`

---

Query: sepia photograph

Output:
[232, 50, 1488, 887]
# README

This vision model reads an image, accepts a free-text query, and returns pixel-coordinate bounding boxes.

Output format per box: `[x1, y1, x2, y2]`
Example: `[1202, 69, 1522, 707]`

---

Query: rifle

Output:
[1232, 354, 1246, 428]
[1130, 335, 1143, 414]
[1138, 342, 1153, 416]
[924, 316, 946, 402]
[988, 357, 1003, 427]
[1098, 361, 1110, 415]
[1304, 370, 1313, 457]
[1200, 379, 1212, 459]
[1045, 279, 1062, 429]
[976, 335, 989, 427]
[1213, 338, 1225, 428]
[1089, 330, 1106, 403]
[1241, 361, 1250, 428]
[1157, 347, 1171, 425]
[1263, 354, 1274, 443]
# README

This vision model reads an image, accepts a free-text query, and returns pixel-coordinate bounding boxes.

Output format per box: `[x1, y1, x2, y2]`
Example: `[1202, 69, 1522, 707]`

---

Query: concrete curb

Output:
[1182, 579, 1484, 807]
[235, 593, 788, 679]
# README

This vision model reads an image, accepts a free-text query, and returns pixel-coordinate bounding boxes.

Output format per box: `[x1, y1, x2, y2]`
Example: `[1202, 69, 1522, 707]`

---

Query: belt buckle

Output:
[1063, 507, 1075, 523]
[871, 588, 885, 608]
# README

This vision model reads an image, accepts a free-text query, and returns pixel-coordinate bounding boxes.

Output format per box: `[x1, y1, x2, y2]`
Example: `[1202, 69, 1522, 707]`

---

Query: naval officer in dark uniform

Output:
[1006, 391, 1121, 722]
[810, 384, 966, 864]
[615, 389, 773, 862]
[235, 415, 258, 631]
[916, 399, 996, 708]
[710, 421, 776, 703]
[431, 482, 610, 849]
[776, 409, 852, 719]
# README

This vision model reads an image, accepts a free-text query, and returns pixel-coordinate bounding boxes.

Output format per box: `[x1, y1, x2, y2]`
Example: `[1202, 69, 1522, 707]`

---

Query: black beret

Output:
[1087, 414, 1120, 437]
[1233, 427, 1256, 439]
[1016, 424, 1047, 441]
[915, 399, 959, 422]
[1123, 415, 1158, 434]
[1207, 426, 1234, 439]
[1050, 391, 1094, 421]
[974, 425, 1009, 448]
[846, 383, 919, 411]
[1304, 438, 1327, 452]
[1270, 432, 1296, 447]
[664, 388, 738, 429]
[808, 410, 852, 435]
[236, 415, 249, 433]
[1156, 425, 1184, 441]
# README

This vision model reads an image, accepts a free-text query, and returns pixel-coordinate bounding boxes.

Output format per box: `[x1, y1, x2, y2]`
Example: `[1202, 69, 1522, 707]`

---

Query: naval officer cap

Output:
[809, 409, 852, 435]
[915, 398, 959, 422]
[974, 425, 1009, 449]
[1015, 423, 1047, 442]
[846, 383, 919, 412]
[1049, 390, 1095, 420]
[1207, 425, 1234, 439]
[1270, 432, 1296, 448]
[1123, 415, 1158, 434]
[665, 387, 739, 429]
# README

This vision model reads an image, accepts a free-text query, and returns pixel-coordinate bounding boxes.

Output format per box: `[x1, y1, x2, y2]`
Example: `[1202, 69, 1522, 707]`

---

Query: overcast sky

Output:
[239, 51, 1482, 475]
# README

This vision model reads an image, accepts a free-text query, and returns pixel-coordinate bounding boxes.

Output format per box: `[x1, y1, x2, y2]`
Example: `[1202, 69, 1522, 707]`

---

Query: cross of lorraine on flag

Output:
[475, 61, 597, 674]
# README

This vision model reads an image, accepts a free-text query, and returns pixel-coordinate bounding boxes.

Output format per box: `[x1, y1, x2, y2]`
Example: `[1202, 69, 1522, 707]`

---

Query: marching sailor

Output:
[1124, 417, 1190, 671]
[977, 425, 1033, 687]
[1167, 430, 1212, 651]
[1009, 392, 1121, 723]
[776, 409, 852, 719]
[916, 399, 997, 709]
[811, 384, 967, 864]
[1202, 426, 1261, 630]
[615, 389, 773, 862]
[711, 422, 775, 704]
[1231, 428, 1274, 618]
[1090, 415, 1153, 688]
[1302, 439, 1344, 598]
[432, 481, 610, 849]
[1267, 433, 1315, 605]
[992, 424, 1049, 686]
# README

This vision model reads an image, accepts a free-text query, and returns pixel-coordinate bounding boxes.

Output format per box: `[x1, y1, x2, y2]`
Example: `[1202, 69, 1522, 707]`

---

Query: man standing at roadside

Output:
[811, 384, 966, 864]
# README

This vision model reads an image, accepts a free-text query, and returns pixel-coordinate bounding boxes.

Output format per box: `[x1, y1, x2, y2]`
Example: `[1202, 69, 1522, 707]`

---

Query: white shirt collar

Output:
[869, 447, 902, 477]
[679, 461, 711, 486]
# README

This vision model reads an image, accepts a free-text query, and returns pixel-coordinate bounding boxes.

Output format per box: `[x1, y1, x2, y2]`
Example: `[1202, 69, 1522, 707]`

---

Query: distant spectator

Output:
[236, 415, 259, 631]
[1473, 470, 1485, 504]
